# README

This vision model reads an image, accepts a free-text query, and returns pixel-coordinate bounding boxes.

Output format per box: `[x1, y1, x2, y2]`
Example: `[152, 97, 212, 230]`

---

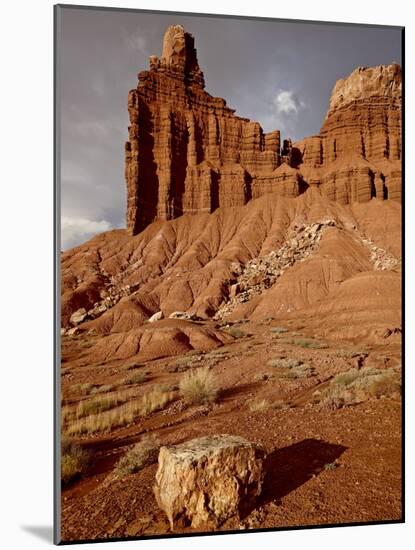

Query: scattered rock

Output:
[168, 311, 201, 321]
[148, 311, 164, 323]
[154, 434, 264, 529]
[70, 308, 87, 326]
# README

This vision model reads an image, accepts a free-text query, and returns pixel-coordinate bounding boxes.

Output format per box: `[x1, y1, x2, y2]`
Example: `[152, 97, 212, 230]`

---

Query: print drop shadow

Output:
[239, 438, 347, 519]
[21, 525, 54, 543]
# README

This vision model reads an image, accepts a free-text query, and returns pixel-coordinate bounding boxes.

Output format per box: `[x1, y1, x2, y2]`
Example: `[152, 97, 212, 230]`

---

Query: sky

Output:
[58, 6, 402, 249]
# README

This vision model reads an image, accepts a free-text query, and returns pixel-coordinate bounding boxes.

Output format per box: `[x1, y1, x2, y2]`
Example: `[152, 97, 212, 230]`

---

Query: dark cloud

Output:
[58, 6, 402, 249]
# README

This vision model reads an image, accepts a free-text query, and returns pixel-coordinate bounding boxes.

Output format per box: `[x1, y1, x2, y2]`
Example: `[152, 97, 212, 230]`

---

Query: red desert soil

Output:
[60, 317, 401, 541]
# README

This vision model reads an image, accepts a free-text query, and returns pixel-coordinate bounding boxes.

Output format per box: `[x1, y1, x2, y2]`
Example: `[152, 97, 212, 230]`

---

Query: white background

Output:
[0, 0, 413, 548]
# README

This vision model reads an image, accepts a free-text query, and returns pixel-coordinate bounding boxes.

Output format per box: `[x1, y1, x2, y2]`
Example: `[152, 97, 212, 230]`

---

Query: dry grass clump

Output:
[282, 365, 314, 379]
[70, 383, 94, 396]
[124, 370, 148, 385]
[285, 338, 328, 349]
[267, 357, 303, 369]
[270, 326, 289, 334]
[316, 367, 401, 409]
[61, 406, 73, 424]
[267, 357, 314, 379]
[170, 353, 207, 373]
[76, 393, 126, 418]
[61, 438, 90, 484]
[248, 398, 270, 412]
[115, 434, 160, 476]
[247, 397, 289, 412]
[153, 382, 178, 392]
[64, 389, 173, 436]
[179, 367, 218, 405]
[90, 384, 114, 394]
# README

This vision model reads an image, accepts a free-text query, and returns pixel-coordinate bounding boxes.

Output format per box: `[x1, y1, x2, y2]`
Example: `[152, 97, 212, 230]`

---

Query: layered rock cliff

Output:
[125, 25, 281, 234]
[295, 64, 402, 202]
[125, 25, 402, 235]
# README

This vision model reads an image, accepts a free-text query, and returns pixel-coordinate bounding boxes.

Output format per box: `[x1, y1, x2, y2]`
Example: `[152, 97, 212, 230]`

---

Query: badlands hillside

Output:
[59, 25, 402, 541]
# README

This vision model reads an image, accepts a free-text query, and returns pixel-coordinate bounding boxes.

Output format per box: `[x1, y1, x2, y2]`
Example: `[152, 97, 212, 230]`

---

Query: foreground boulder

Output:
[154, 434, 264, 530]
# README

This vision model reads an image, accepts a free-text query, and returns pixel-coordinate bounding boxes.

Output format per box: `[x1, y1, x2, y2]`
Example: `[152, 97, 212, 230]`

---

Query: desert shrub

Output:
[320, 385, 358, 410]
[318, 367, 401, 409]
[282, 365, 314, 379]
[70, 383, 94, 396]
[332, 370, 361, 386]
[115, 434, 160, 476]
[90, 384, 114, 394]
[61, 438, 89, 484]
[171, 356, 202, 373]
[248, 398, 269, 412]
[285, 338, 328, 349]
[267, 357, 314, 379]
[65, 390, 173, 436]
[179, 367, 218, 405]
[267, 357, 303, 369]
[351, 369, 401, 398]
[124, 370, 148, 385]
[270, 326, 288, 334]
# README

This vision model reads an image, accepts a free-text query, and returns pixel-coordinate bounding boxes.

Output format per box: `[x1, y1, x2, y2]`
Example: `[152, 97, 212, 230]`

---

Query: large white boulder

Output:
[154, 434, 264, 529]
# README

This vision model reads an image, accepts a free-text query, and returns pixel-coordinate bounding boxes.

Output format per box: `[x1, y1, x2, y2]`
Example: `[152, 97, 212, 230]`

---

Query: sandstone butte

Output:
[61, 24, 402, 350]
[125, 24, 402, 235]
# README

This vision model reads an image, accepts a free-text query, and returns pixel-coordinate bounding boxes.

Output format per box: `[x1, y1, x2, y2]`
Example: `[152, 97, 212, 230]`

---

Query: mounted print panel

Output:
[55, 4, 403, 544]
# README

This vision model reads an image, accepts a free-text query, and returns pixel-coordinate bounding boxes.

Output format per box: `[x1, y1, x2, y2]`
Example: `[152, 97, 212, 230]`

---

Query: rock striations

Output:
[125, 24, 281, 234]
[125, 26, 402, 234]
[296, 64, 402, 203]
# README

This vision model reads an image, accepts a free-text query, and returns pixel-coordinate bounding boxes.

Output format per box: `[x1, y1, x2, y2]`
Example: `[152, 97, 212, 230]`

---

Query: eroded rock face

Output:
[125, 26, 401, 235]
[326, 64, 402, 114]
[296, 64, 402, 202]
[125, 25, 281, 234]
[154, 434, 264, 529]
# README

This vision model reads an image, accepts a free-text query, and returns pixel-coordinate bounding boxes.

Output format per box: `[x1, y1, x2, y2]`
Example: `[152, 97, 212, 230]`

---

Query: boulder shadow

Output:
[260, 438, 347, 506]
[240, 438, 347, 518]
